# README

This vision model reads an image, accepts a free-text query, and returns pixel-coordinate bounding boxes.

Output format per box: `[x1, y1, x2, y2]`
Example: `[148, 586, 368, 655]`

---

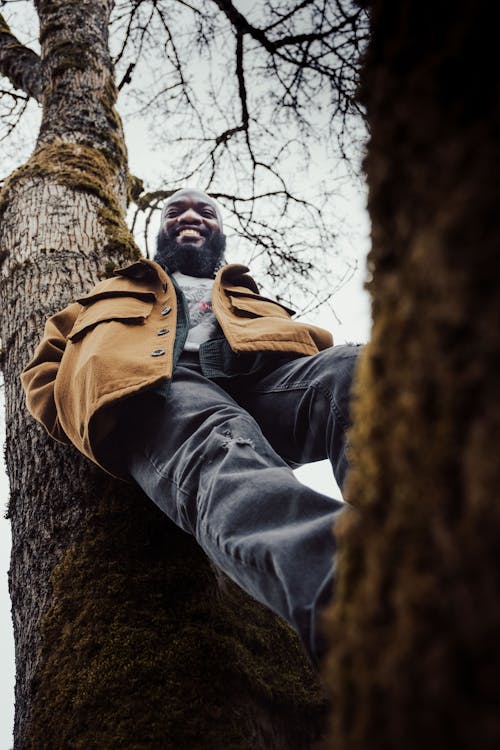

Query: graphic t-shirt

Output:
[173, 271, 220, 351]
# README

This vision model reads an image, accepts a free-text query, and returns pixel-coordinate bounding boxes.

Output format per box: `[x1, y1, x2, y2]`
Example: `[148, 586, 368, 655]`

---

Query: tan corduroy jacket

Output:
[21, 259, 332, 473]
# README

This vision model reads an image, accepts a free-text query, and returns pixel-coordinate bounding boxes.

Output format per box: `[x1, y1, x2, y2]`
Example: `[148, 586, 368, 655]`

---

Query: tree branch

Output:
[209, 0, 276, 54]
[235, 29, 249, 129]
[0, 13, 42, 102]
[263, 0, 316, 33]
[209, 0, 360, 53]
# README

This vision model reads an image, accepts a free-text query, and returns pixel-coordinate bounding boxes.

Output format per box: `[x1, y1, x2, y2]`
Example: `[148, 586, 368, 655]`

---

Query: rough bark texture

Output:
[0, 13, 42, 101]
[324, 2, 500, 748]
[1, 1, 326, 748]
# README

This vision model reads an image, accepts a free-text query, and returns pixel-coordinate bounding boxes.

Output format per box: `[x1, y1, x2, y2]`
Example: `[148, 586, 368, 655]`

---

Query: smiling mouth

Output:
[178, 228, 203, 239]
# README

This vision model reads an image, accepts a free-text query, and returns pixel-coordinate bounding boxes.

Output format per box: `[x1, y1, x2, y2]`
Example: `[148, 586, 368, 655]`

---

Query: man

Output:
[21, 188, 359, 665]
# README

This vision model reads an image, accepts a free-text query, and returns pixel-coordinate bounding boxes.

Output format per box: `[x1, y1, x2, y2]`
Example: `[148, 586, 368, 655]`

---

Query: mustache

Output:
[174, 226, 208, 237]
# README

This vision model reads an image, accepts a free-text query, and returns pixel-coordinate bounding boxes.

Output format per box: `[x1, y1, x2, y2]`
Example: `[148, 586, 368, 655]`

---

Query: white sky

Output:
[0, 7, 372, 747]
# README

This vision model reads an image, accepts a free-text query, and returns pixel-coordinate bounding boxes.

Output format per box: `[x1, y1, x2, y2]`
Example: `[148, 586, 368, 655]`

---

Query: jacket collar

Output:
[116, 259, 260, 294]
[215, 264, 260, 294]
[114, 258, 169, 286]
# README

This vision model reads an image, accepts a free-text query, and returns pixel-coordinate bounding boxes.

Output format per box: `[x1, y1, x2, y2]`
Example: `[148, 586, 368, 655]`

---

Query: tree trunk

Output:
[324, 2, 500, 748]
[1, 2, 325, 747]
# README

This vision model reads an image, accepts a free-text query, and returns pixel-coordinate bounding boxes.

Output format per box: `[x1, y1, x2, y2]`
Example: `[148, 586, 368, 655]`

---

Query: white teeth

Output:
[179, 229, 201, 238]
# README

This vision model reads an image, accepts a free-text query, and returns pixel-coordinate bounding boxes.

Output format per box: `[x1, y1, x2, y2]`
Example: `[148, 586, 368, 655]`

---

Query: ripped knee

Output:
[220, 427, 256, 451]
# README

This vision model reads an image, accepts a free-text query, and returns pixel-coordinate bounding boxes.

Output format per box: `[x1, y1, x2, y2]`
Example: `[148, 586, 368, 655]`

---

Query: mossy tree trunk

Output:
[0, 2, 325, 748]
[324, 2, 500, 748]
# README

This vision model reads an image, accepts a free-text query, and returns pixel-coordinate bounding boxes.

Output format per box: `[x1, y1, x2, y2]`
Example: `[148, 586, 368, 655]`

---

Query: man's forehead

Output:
[164, 189, 216, 209]
[161, 189, 223, 229]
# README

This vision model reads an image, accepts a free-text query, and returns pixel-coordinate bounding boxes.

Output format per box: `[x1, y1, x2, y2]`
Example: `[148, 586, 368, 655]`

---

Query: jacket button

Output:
[161, 306, 171, 316]
[157, 328, 169, 336]
[151, 349, 166, 357]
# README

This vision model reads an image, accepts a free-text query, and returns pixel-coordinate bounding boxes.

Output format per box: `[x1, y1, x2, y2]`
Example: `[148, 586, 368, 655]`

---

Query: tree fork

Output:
[0, 13, 42, 100]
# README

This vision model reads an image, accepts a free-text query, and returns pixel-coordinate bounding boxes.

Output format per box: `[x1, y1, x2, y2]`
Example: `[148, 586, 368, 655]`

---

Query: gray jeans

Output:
[117, 344, 359, 664]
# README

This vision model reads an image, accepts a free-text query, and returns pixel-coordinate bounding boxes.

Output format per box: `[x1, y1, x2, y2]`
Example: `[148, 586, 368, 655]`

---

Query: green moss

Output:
[1, 142, 110, 207]
[104, 261, 118, 278]
[135, 189, 172, 212]
[98, 204, 141, 263]
[128, 174, 144, 204]
[25, 483, 326, 749]
[0, 141, 140, 264]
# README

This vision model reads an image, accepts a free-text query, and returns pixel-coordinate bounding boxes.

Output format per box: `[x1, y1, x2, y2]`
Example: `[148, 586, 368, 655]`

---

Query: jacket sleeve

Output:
[20, 302, 81, 445]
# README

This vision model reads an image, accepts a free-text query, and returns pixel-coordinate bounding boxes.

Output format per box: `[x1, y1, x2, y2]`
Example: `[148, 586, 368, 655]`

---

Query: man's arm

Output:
[21, 302, 81, 444]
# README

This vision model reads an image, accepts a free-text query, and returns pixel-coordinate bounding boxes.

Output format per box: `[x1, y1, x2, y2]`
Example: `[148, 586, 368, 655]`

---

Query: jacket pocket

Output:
[68, 295, 154, 341]
[227, 292, 294, 319]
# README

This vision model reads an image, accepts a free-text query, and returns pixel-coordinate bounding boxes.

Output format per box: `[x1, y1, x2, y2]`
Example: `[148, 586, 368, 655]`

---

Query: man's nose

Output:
[178, 208, 202, 224]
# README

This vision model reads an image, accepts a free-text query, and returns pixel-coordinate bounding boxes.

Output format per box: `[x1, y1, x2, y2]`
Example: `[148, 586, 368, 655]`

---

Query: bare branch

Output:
[210, 0, 363, 54]
[108, 0, 367, 309]
[0, 88, 28, 142]
[0, 13, 42, 101]
[263, 0, 315, 33]
[209, 0, 277, 55]
[117, 61, 135, 90]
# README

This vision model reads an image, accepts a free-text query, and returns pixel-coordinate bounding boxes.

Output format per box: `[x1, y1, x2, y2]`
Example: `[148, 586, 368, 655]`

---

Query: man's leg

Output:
[231, 344, 361, 490]
[117, 360, 344, 664]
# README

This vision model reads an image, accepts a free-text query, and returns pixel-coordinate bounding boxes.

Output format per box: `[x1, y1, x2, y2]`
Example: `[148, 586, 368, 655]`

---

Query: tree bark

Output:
[0, 13, 41, 101]
[324, 2, 500, 748]
[1, 1, 326, 747]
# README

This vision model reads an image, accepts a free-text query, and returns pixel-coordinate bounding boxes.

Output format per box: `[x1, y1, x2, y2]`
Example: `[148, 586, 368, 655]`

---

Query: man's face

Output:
[154, 189, 225, 277]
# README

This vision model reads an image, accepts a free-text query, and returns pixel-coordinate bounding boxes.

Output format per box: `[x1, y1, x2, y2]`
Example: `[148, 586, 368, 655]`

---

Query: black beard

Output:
[154, 229, 226, 278]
